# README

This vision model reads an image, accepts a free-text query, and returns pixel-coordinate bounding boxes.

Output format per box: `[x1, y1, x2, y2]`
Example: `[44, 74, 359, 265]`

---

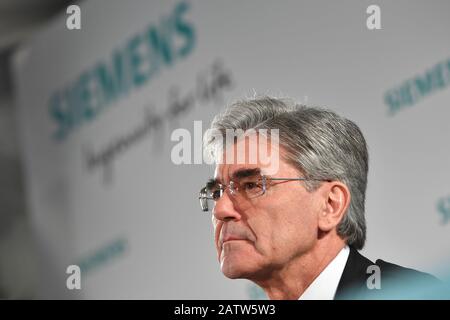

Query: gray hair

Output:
[204, 96, 368, 249]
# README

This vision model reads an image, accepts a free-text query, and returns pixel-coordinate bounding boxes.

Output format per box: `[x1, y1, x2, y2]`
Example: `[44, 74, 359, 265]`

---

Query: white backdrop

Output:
[13, 0, 450, 298]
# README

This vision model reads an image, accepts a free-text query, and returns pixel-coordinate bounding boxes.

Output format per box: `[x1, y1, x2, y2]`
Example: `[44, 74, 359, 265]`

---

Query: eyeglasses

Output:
[198, 174, 328, 212]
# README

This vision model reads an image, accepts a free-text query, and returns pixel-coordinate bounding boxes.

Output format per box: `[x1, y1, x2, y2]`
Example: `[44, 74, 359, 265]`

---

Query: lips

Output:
[218, 224, 254, 247]
[222, 235, 249, 244]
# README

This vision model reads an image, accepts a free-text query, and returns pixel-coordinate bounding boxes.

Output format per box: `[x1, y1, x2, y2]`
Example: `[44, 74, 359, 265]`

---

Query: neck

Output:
[253, 236, 346, 300]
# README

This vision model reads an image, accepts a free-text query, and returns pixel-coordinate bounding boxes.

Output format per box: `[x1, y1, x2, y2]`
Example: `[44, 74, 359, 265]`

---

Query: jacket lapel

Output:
[334, 247, 374, 299]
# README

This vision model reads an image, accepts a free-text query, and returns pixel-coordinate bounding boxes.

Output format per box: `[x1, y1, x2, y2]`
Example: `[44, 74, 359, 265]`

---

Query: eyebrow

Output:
[207, 168, 261, 190]
[231, 168, 261, 180]
[206, 178, 220, 190]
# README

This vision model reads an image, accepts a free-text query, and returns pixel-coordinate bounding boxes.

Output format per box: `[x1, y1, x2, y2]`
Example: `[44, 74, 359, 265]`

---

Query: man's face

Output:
[212, 137, 324, 281]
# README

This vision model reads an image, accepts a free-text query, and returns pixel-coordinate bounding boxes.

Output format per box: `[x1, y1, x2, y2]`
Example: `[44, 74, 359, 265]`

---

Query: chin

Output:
[221, 263, 250, 279]
[220, 255, 259, 279]
[219, 242, 261, 278]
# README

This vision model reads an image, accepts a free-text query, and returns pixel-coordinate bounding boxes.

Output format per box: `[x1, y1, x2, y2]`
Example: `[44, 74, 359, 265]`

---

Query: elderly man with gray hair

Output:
[199, 96, 438, 300]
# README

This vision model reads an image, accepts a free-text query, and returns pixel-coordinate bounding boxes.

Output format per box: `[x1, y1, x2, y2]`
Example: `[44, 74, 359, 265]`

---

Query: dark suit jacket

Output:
[334, 247, 440, 299]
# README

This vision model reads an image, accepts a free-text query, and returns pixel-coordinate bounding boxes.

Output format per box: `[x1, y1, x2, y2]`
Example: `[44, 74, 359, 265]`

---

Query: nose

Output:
[212, 189, 242, 222]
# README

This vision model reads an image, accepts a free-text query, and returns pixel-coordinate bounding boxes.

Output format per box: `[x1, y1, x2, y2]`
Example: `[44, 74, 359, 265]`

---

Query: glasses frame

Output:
[198, 175, 327, 212]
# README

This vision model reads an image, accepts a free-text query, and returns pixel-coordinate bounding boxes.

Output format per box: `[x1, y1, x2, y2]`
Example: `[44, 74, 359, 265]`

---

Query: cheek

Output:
[256, 194, 318, 253]
[246, 210, 283, 257]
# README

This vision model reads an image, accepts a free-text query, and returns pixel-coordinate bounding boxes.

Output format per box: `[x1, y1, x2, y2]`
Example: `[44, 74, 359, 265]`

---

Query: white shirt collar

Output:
[298, 246, 350, 300]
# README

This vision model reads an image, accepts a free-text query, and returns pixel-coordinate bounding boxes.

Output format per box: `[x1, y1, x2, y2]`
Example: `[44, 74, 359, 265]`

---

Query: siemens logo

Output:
[384, 57, 450, 116]
[76, 238, 127, 275]
[49, 1, 196, 142]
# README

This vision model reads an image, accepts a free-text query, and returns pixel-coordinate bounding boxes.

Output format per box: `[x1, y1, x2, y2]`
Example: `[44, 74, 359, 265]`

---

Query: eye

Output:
[211, 189, 222, 200]
[242, 181, 259, 190]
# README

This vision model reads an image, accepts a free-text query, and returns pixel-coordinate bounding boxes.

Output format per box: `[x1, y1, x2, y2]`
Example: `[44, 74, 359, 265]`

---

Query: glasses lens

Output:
[200, 198, 215, 212]
[236, 176, 265, 199]
[199, 187, 208, 212]
[199, 175, 265, 212]
[199, 187, 217, 212]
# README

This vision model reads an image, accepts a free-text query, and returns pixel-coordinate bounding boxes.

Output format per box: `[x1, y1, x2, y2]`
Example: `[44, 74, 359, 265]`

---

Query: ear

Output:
[318, 181, 351, 232]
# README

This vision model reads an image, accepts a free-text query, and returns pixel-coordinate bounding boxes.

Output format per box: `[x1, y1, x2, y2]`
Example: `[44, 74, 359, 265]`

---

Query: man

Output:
[199, 96, 438, 300]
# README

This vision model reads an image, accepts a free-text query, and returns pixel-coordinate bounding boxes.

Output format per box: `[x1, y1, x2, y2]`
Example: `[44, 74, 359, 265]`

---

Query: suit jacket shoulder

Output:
[335, 247, 439, 299]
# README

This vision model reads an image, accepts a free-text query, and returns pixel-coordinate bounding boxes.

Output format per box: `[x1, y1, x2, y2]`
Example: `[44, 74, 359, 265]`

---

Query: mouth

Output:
[216, 225, 255, 256]
[223, 238, 249, 244]
[221, 235, 252, 246]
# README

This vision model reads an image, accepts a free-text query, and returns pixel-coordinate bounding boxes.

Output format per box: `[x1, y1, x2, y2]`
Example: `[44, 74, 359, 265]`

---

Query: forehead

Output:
[213, 135, 285, 180]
